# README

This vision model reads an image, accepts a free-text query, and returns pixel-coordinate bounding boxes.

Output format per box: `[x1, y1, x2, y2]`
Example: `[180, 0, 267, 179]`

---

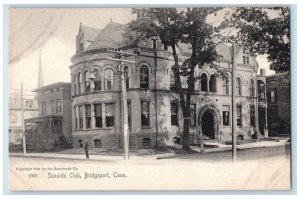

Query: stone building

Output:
[70, 22, 267, 149]
[266, 72, 290, 135]
[25, 82, 72, 151]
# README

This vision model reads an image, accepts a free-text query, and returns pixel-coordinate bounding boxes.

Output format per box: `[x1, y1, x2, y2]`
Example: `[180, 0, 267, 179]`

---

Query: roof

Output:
[34, 82, 71, 92]
[81, 25, 101, 43]
[86, 22, 127, 50]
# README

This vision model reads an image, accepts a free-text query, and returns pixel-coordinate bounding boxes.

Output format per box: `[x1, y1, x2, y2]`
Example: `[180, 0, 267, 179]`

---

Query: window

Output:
[268, 107, 278, 122]
[142, 138, 151, 148]
[128, 102, 131, 127]
[190, 104, 196, 126]
[209, 74, 217, 92]
[250, 105, 255, 127]
[74, 107, 78, 129]
[78, 139, 83, 148]
[84, 71, 90, 92]
[104, 69, 114, 90]
[270, 91, 276, 103]
[243, 56, 249, 65]
[124, 66, 130, 89]
[51, 100, 55, 113]
[79, 105, 83, 129]
[222, 78, 229, 95]
[94, 104, 102, 128]
[236, 77, 242, 96]
[257, 81, 265, 98]
[73, 74, 77, 95]
[105, 104, 115, 127]
[249, 79, 255, 96]
[41, 102, 47, 115]
[141, 101, 150, 126]
[200, 73, 208, 92]
[170, 69, 176, 90]
[78, 73, 82, 94]
[94, 139, 102, 148]
[140, 66, 149, 89]
[152, 39, 156, 49]
[56, 100, 61, 113]
[171, 102, 178, 126]
[93, 69, 101, 91]
[237, 105, 242, 126]
[164, 43, 168, 51]
[223, 105, 230, 126]
[85, 104, 91, 129]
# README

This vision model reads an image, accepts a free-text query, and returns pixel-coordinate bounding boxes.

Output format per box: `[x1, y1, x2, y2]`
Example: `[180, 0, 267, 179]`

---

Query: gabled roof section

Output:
[86, 22, 127, 50]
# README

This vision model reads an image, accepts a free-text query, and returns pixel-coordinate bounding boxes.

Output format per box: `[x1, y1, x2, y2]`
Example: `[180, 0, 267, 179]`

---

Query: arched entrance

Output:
[198, 104, 221, 141]
[202, 111, 215, 139]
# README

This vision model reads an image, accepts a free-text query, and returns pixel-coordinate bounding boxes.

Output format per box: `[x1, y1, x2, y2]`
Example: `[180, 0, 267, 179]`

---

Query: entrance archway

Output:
[198, 104, 221, 141]
[202, 111, 215, 139]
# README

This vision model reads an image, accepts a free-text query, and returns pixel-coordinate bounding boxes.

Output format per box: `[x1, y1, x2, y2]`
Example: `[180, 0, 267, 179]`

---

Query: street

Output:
[8, 145, 291, 191]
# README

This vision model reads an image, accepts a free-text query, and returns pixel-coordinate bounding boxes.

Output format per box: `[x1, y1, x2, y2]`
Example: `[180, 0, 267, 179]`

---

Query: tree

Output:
[231, 7, 290, 73]
[124, 8, 220, 151]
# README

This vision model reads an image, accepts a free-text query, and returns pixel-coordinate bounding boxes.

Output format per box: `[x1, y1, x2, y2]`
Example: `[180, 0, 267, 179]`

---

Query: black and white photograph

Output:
[6, 5, 292, 191]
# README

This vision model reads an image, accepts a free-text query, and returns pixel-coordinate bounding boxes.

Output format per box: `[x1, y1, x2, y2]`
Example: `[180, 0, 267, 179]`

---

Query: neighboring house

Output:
[70, 22, 267, 149]
[9, 93, 38, 145]
[266, 72, 290, 135]
[24, 83, 72, 151]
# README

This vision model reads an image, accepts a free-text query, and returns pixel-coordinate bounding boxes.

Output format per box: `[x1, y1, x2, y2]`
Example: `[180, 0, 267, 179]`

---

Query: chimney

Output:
[260, 69, 266, 76]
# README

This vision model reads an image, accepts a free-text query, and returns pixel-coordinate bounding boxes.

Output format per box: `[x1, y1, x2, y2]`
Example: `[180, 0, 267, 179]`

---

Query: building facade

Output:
[266, 72, 290, 135]
[9, 93, 38, 145]
[25, 82, 72, 151]
[70, 22, 267, 149]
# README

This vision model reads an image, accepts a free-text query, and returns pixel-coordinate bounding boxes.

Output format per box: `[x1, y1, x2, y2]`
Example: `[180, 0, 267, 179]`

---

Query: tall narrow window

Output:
[223, 105, 230, 126]
[171, 102, 178, 126]
[105, 69, 114, 90]
[94, 104, 102, 128]
[200, 73, 208, 92]
[243, 56, 250, 65]
[56, 100, 61, 113]
[209, 74, 217, 92]
[85, 104, 91, 129]
[250, 105, 255, 127]
[170, 69, 176, 90]
[51, 100, 55, 113]
[141, 101, 150, 126]
[79, 105, 83, 129]
[152, 39, 157, 49]
[128, 102, 131, 127]
[124, 66, 130, 89]
[84, 71, 90, 92]
[140, 66, 149, 89]
[105, 104, 115, 127]
[237, 105, 242, 126]
[73, 74, 77, 95]
[249, 79, 255, 96]
[236, 77, 242, 96]
[222, 78, 229, 95]
[190, 104, 196, 126]
[41, 102, 47, 115]
[93, 69, 101, 91]
[74, 107, 78, 129]
[270, 91, 276, 103]
[78, 73, 82, 94]
[257, 80, 265, 98]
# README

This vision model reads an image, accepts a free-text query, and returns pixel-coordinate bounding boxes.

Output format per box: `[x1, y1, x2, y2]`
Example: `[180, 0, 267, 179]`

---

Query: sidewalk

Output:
[9, 137, 287, 161]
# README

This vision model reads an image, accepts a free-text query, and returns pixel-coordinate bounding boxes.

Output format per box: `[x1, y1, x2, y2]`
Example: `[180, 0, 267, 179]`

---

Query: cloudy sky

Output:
[8, 8, 274, 95]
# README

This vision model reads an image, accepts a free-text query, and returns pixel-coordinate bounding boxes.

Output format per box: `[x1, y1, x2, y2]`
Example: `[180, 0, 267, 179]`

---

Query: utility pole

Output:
[107, 48, 138, 160]
[21, 82, 26, 154]
[231, 43, 236, 162]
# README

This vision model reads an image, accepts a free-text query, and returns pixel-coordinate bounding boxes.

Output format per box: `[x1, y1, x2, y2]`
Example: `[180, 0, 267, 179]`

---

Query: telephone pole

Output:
[231, 43, 236, 162]
[21, 82, 27, 154]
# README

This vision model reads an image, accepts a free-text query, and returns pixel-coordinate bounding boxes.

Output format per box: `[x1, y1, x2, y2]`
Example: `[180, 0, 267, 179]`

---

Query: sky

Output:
[8, 8, 274, 96]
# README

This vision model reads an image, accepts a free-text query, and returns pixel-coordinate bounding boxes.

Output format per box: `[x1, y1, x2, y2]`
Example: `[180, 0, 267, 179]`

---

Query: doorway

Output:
[202, 111, 215, 139]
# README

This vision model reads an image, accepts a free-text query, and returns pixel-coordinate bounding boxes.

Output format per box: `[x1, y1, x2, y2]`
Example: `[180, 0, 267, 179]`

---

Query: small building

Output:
[9, 93, 38, 145]
[25, 82, 72, 151]
[266, 72, 290, 135]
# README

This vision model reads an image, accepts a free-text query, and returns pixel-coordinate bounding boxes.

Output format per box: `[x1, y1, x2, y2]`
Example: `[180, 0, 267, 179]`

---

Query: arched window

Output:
[236, 77, 242, 96]
[104, 69, 114, 90]
[170, 69, 176, 90]
[84, 71, 90, 92]
[77, 73, 82, 94]
[209, 74, 217, 92]
[200, 73, 208, 92]
[249, 79, 255, 96]
[93, 69, 101, 91]
[124, 66, 130, 89]
[140, 65, 149, 89]
[222, 77, 229, 95]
